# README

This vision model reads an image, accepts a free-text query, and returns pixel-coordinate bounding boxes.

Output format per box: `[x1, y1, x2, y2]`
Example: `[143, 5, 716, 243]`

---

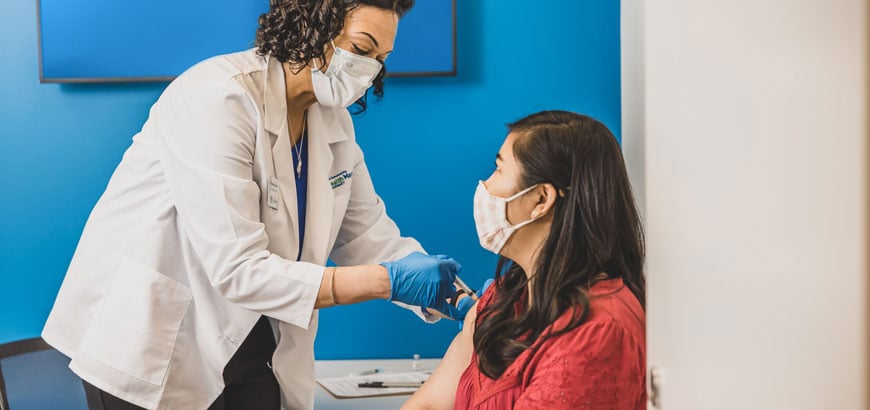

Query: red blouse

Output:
[454, 278, 647, 410]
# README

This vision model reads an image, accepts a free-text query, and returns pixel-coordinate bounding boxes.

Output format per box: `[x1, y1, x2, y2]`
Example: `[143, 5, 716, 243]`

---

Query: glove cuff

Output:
[451, 289, 466, 307]
[379, 262, 397, 301]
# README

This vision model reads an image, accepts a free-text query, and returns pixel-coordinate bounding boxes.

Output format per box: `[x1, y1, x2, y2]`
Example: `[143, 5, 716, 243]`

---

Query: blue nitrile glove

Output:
[456, 278, 495, 330]
[380, 252, 461, 319]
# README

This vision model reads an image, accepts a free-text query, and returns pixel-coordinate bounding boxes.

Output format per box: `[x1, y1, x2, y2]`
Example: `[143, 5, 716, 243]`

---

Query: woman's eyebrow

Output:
[352, 31, 393, 54]
[355, 31, 380, 48]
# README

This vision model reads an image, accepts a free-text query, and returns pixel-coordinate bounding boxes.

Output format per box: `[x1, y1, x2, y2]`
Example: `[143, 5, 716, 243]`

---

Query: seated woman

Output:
[404, 110, 647, 409]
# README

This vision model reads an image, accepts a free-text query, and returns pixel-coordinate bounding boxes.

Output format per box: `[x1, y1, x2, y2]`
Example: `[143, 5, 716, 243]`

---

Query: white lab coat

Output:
[41, 49, 431, 410]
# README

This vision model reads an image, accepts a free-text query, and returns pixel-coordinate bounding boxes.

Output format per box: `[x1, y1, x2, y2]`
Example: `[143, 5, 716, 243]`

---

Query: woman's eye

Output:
[352, 45, 372, 56]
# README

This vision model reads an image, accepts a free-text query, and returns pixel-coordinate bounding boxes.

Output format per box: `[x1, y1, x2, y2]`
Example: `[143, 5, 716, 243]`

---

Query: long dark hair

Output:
[473, 110, 646, 379]
[255, 0, 414, 113]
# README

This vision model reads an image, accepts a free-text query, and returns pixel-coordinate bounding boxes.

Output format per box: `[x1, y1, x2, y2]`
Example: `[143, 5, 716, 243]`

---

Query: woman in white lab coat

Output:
[41, 1, 466, 409]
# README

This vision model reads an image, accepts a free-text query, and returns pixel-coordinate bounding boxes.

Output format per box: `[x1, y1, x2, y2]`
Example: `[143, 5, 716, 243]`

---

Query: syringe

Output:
[453, 276, 478, 301]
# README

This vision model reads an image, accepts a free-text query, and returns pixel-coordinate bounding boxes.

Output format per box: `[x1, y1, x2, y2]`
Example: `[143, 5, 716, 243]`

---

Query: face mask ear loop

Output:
[505, 184, 540, 203]
[312, 40, 337, 72]
[504, 184, 545, 230]
[328, 39, 339, 62]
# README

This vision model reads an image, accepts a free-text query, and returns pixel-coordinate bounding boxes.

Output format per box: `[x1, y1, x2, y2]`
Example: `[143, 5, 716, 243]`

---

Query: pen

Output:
[348, 368, 383, 377]
[454, 276, 478, 301]
[358, 381, 424, 388]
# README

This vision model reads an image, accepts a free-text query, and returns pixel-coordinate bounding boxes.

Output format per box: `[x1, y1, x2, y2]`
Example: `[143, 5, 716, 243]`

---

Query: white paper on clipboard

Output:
[316, 370, 432, 398]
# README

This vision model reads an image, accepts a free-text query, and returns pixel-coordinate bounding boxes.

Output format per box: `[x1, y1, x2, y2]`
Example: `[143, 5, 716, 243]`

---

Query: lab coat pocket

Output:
[79, 254, 192, 386]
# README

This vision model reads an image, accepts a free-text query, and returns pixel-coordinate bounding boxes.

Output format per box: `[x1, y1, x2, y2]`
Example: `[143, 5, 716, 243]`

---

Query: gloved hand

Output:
[381, 252, 461, 319]
[456, 278, 495, 329]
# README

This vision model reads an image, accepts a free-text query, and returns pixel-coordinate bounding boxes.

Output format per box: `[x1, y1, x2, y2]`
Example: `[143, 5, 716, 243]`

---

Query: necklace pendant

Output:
[296, 160, 302, 178]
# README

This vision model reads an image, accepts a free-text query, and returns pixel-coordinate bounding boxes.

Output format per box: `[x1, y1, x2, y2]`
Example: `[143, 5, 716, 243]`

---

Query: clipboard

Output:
[316, 370, 431, 399]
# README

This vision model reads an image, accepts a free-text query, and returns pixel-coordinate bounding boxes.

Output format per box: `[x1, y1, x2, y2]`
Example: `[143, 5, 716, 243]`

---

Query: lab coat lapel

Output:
[263, 56, 301, 259]
[272, 130, 301, 259]
[300, 105, 336, 265]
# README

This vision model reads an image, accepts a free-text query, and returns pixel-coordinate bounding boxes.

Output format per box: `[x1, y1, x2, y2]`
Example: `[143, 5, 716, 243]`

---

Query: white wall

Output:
[623, 0, 870, 408]
[621, 0, 645, 212]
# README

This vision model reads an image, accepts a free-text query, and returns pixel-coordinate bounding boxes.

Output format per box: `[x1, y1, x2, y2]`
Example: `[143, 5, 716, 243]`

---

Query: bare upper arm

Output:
[402, 302, 478, 409]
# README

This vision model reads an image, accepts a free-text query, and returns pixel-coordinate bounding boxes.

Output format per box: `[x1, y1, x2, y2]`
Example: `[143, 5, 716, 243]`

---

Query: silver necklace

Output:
[290, 115, 307, 179]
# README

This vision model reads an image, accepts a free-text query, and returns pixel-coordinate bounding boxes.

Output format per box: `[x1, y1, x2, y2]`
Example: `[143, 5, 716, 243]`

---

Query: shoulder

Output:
[552, 318, 631, 353]
[158, 49, 264, 113]
[178, 49, 266, 85]
[460, 281, 500, 340]
[149, 54, 265, 154]
[585, 281, 645, 344]
[542, 286, 645, 358]
[518, 316, 646, 409]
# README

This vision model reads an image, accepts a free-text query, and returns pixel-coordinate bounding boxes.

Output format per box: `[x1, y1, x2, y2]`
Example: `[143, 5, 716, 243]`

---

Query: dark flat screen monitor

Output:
[37, 0, 456, 83]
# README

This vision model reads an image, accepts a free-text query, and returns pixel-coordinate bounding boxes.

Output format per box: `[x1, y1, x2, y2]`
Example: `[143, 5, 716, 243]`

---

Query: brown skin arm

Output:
[313, 265, 391, 308]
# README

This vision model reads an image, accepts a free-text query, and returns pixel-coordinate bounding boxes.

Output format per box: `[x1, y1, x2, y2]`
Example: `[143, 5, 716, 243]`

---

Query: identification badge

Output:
[267, 178, 280, 210]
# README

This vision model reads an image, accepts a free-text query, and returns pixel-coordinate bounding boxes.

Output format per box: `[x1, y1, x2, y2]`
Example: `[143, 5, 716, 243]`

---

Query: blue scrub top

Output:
[291, 129, 308, 261]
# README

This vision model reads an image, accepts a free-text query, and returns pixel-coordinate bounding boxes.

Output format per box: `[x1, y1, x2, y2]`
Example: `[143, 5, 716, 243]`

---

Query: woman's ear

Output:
[531, 184, 559, 219]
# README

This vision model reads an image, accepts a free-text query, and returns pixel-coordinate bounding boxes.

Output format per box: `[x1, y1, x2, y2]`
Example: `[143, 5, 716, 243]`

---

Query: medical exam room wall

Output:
[623, 0, 870, 408]
[0, 0, 621, 359]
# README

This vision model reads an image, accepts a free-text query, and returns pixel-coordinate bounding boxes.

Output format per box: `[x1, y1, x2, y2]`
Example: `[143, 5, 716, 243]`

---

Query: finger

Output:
[444, 257, 461, 267]
[442, 273, 459, 292]
[433, 300, 460, 320]
[456, 295, 476, 315]
[423, 306, 452, 320]
[438, 281, 456, 301]
[439, 265, 458, 283]
[440, 259, 462, 275]
[431, 254, 458, 264]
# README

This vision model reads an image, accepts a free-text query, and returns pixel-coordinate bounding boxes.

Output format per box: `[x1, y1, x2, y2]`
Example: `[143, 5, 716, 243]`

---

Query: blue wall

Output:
[0, 0, 620, 359]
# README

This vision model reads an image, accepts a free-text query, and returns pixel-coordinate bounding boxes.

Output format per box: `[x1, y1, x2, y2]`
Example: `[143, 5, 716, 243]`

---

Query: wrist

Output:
[375, 265, 391, 300]
[329, 267, 340, 306]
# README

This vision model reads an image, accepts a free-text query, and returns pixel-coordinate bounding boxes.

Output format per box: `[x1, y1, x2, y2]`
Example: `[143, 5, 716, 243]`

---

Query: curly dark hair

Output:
[256, 0, 414, 114]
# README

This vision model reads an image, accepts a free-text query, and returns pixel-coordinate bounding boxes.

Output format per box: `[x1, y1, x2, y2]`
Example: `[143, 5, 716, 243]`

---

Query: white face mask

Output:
[311, 41, 383, 108]
[473, 181, 542, 254]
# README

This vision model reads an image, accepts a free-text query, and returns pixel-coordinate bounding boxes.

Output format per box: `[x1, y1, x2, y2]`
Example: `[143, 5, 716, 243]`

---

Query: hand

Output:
[455, 278, 494, 329]
[380, 252, 461, 318]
